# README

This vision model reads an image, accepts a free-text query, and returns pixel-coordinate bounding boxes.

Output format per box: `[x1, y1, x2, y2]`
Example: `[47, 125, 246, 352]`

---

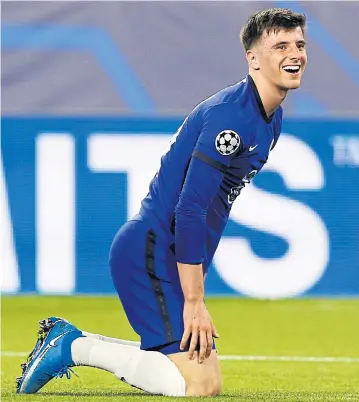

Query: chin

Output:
[288, 82, 301, 90]
[282, 79, 302, 90]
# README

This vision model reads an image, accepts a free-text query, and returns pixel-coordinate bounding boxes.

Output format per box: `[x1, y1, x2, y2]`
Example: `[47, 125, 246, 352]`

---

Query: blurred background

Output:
[2, 1, 359, 298]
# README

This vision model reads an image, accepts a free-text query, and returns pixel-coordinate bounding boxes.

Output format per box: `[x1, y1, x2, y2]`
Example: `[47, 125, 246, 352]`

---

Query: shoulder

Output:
[194, 78, 250, 121]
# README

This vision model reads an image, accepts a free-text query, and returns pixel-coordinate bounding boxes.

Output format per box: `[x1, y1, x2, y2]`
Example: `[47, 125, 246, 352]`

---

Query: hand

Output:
[180, 299, 219, 363]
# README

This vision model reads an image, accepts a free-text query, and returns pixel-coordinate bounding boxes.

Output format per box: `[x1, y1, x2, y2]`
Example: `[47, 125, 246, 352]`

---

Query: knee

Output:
[207, 377, 222, 396]
[186, 376, 222, 397]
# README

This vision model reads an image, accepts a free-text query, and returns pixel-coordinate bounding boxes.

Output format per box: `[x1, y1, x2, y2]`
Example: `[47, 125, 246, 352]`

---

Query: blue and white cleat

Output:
[16, 317, 83, 394]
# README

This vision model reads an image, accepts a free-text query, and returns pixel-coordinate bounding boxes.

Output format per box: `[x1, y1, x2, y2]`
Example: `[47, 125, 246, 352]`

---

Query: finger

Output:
[205, 329, 213, 359]
[188, 329, 198, 360]
[180, 326, 192, 351]
[211, 321, 220, 338]
[198, 330, 207, 364]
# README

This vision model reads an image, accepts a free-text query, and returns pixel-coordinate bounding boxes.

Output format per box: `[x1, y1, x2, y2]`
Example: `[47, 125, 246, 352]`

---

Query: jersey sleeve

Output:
[174, 155, 224, 264]
[193, 104, 244, 171]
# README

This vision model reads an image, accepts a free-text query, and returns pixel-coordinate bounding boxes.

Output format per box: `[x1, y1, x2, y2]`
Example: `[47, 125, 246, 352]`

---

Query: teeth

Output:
[283, 66, 300, 72]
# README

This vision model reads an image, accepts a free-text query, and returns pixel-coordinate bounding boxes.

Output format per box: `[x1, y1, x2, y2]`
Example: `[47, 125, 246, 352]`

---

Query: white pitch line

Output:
[1, 351, 28, 357]
[1, 351, 359, 363]
[219, 355, 359, 363]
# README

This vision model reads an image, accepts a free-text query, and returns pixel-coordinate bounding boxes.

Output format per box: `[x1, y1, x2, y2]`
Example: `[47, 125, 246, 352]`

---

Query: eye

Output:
[277, 44, 287, 50]
[297, 43, 306, 50]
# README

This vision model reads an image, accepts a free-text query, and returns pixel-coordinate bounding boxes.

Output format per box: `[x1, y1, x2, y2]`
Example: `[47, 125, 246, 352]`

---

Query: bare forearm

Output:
[177, 263, 204, 302]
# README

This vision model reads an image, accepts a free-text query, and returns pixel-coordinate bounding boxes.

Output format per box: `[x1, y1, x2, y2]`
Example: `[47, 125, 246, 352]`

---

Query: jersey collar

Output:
[248, 74, 274, 124]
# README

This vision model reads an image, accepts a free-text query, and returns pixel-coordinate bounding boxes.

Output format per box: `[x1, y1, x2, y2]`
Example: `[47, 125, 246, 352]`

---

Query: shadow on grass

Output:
[37, 391, 146, 397]
[220, 391, 359, 401]
[21, 390, 359, 400]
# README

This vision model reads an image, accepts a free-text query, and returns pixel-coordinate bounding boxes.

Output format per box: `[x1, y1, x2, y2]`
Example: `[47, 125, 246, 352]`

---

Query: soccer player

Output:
[17, 8, 307, 397]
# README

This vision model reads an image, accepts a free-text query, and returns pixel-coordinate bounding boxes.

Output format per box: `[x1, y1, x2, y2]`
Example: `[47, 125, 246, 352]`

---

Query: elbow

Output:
[175, 196, 208, 220]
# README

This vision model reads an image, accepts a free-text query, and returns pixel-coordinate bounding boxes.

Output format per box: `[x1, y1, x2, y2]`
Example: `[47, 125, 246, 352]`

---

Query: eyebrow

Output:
[272, 40, 306, 48]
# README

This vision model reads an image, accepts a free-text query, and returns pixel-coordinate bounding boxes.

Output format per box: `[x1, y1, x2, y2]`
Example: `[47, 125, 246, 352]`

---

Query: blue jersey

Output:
[139, 75, 283, 274]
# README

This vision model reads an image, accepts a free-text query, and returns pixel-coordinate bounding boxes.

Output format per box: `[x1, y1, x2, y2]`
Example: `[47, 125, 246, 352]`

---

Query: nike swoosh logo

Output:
[49, 331, 71, 347]
[249, 144, 258, 152]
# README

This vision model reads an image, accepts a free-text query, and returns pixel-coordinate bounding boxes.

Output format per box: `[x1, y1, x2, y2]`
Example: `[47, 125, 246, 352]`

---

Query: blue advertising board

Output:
[1, 117, 359, 297]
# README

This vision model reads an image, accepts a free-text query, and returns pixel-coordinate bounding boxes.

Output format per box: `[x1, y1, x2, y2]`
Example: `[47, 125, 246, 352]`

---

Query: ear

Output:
[246, 49, 260, 71]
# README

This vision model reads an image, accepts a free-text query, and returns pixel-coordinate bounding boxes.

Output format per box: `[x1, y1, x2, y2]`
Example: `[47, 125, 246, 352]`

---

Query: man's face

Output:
[251, 26, 307, 90]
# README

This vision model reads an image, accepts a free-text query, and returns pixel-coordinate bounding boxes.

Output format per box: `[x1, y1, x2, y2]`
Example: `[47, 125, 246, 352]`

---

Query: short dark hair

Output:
[240, 8, 307, 51]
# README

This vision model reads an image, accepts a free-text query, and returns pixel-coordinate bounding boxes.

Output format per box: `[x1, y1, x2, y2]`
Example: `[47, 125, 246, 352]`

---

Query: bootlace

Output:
[54, 366, 78, 380]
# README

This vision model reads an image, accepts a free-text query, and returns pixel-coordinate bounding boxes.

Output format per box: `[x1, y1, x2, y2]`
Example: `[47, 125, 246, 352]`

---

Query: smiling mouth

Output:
[282, 65, 301, 74]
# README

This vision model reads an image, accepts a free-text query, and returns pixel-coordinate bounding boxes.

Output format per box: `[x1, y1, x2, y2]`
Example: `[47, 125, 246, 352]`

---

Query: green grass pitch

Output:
[2, 296, 359, 401]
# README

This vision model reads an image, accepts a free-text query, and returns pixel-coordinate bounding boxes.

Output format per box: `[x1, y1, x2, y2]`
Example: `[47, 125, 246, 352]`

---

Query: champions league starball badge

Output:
[215, 130, 241, 155]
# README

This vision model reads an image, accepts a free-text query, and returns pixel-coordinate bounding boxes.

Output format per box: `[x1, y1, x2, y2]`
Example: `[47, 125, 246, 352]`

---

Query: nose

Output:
[288, 44, 301, 61]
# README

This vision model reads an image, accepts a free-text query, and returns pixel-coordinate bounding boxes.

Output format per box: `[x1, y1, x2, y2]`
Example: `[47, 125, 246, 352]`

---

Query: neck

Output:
[248, 71, 287, 117]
